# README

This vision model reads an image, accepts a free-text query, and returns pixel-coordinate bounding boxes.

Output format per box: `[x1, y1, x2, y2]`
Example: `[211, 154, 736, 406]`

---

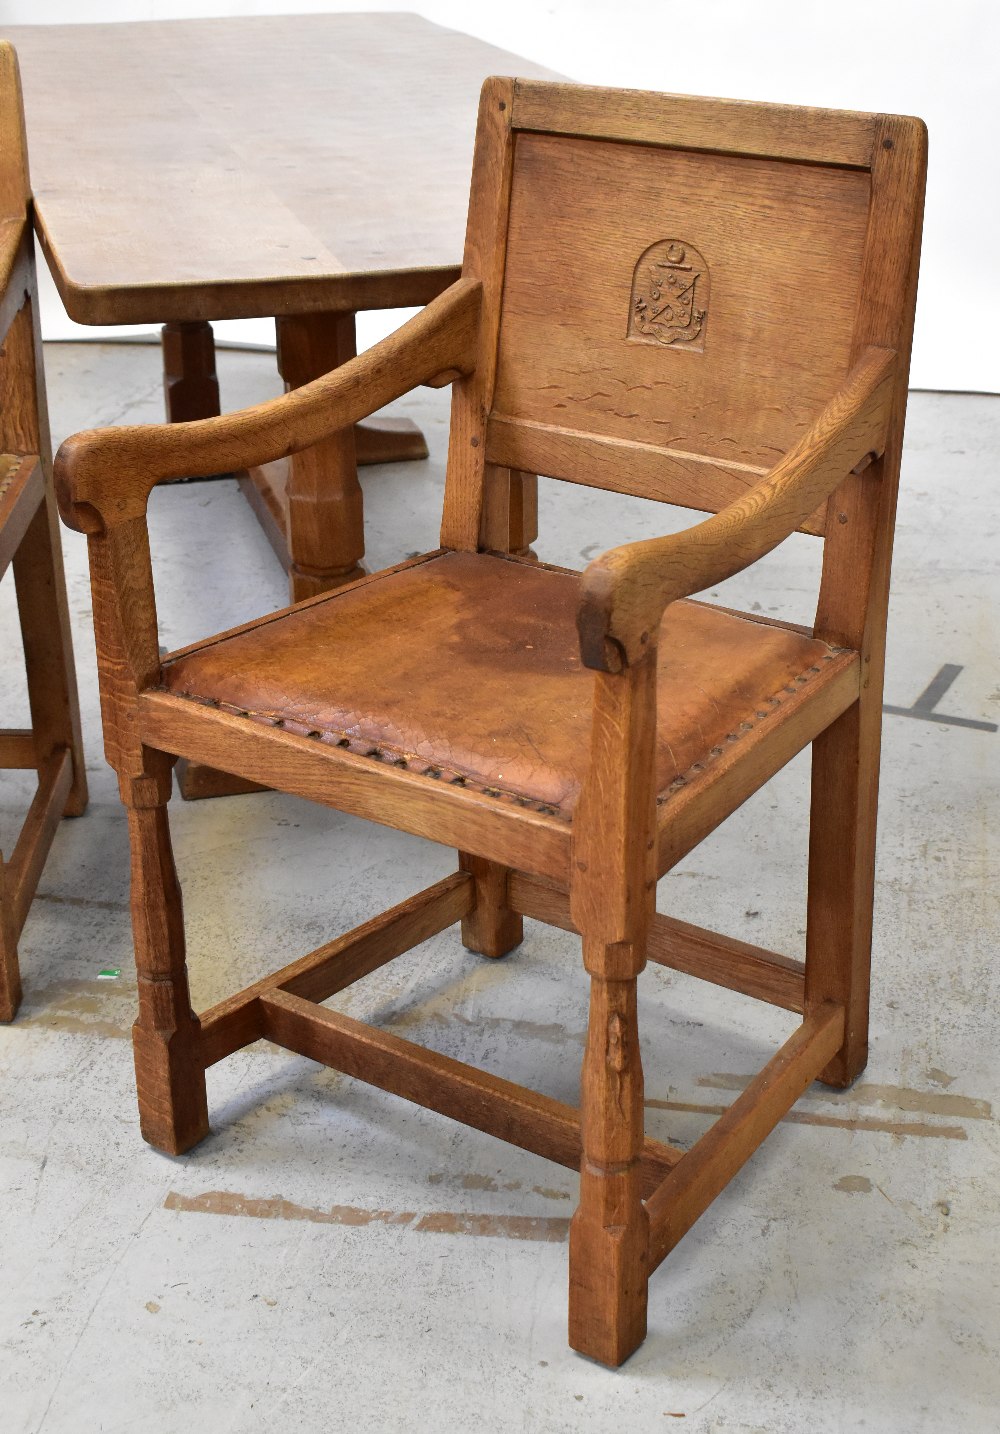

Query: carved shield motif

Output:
[628, 239, 709, 350]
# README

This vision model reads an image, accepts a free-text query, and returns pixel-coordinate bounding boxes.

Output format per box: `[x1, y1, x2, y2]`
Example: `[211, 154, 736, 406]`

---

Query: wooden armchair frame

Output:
[57, 80, 925, 1365]
[1, 43, 86, 1021]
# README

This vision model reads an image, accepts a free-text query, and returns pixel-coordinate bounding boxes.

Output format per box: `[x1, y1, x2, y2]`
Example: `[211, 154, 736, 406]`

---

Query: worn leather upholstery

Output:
[161, 551, 843, 819]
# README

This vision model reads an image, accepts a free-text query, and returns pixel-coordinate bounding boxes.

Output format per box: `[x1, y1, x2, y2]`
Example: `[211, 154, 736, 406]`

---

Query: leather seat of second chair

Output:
[160, 550, 849, 820]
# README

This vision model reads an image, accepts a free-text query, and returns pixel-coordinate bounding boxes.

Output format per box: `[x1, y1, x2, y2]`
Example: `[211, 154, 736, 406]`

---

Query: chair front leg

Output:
[126, 764, 209, 1155]
[569, 950, 648, 1366]
[568, 652, 657, 1365]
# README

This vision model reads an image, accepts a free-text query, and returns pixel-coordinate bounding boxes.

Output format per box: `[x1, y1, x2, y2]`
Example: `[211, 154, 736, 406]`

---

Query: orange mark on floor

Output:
[698, 1072, 992, 1121]
[645, 1097, 968, 1141]
[164, 1189, 569, 1242]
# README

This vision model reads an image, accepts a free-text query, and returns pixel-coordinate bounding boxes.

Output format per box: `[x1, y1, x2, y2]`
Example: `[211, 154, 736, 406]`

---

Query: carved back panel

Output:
[494, 134, 868, 482]
[442, 83, 924, 551]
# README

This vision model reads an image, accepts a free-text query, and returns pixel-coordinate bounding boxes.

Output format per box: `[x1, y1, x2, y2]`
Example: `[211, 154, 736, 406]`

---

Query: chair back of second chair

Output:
[0, 40, 87, 1020]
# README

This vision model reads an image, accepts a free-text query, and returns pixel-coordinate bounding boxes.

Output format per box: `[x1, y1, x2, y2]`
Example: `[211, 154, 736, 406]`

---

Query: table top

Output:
[0, 14, 556, 325]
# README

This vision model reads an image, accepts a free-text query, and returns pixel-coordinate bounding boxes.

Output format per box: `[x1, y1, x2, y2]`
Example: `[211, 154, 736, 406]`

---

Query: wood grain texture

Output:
[647, 914, 805, 1013]
[0, 276, 85, 807]
[511, 80, 881, 168]
[0, 45, 28, 218]
[174, 758, 265, 803]
[1, 15, 556, 322]
[495, 133, 871, 476]
[239, 432, 430, 591]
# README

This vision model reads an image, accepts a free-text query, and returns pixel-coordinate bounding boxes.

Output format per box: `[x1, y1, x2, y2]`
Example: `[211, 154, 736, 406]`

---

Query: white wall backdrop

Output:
[2, 0, 996, 392]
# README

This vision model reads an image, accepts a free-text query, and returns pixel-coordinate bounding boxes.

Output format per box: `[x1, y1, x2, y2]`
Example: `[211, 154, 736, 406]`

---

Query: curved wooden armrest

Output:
[56, 277, 483, 533]
[577, 346, 897, 672]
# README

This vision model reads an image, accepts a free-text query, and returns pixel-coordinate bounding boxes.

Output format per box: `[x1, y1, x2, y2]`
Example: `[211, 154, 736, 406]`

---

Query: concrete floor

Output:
[1, 341, 997, 1433]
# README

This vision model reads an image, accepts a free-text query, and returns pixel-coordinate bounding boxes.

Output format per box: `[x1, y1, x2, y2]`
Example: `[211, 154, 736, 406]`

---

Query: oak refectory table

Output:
[0, 14, 555, 600]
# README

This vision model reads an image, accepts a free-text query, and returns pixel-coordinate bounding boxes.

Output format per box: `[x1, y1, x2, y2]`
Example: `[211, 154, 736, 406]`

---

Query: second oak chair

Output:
[1, 41, 87, 1020]
[56, 80, 926, 1365]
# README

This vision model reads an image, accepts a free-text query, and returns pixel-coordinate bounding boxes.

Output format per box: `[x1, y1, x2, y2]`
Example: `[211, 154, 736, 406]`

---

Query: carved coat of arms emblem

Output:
[628, 240, 709, 350]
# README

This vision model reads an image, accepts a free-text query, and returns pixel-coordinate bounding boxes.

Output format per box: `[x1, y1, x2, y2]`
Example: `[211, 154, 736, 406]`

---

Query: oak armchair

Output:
[1, 42, 87, 1020]
[56, 81, 926, 1365]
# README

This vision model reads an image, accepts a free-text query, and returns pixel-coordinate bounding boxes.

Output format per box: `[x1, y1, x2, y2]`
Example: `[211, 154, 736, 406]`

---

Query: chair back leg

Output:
[805, 693, 881, 1086]
[459, 853, 523, 959]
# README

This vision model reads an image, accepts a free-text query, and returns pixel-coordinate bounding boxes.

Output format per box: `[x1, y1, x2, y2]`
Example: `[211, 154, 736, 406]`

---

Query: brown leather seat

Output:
[162, 550, 843, 819]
